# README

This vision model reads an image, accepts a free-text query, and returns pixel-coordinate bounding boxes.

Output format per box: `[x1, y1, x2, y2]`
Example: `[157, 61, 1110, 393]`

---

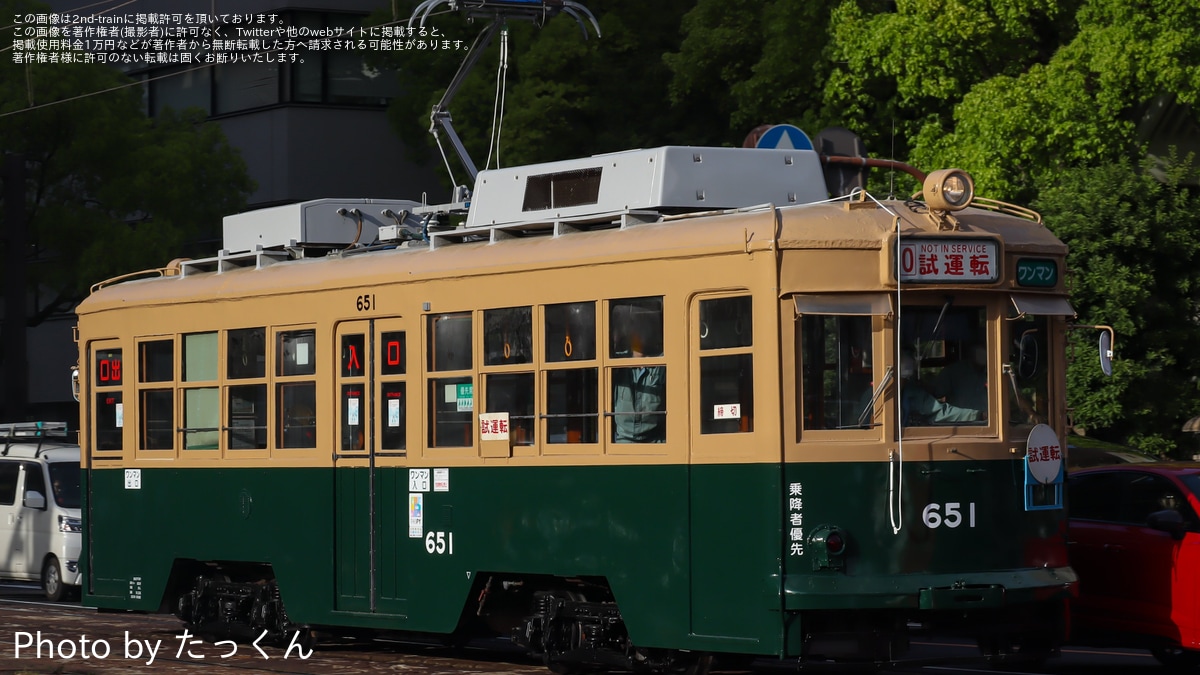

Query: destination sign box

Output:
[898, 238, 999, 283]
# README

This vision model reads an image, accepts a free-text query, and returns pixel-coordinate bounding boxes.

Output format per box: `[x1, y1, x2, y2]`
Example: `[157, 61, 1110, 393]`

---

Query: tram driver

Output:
[611, 303, 666, 443]
[900, 353, 983, 425]
[932, 344, 989, 420]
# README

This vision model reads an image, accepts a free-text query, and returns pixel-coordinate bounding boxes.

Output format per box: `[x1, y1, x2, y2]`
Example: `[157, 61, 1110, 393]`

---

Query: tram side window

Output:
[182, 332, 219, 450]
[484, 307, 534, 445]
[428, 314, 473, 448]
[277, 329, 317, 449]
[278, 330, 317, 376]
[140, 340, 172, 381]
[545, 302, 598, 444]
[138, 340, 174, 450]
[228, 328, 266, 379]
[801, 316, 873, 430]
[485, 307, 532, 366]
[228, 328, 267, 450]
[610, 296, 666, 443]
[488, 373, 535, 445]
[279, 382, 317, 448]
[428, 312, 472, 371]
[94, 347, 124, 451]
[380, 331, 406, 452]
[1008, 314, 1049, 427]
[699, 296, 753, 434]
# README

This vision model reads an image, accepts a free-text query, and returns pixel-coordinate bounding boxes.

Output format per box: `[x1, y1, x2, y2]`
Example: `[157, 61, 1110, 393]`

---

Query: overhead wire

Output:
[0, 63, 213, 118]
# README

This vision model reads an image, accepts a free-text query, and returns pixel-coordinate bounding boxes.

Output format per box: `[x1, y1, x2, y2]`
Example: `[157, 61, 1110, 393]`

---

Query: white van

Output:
[0, 422, 81, 600]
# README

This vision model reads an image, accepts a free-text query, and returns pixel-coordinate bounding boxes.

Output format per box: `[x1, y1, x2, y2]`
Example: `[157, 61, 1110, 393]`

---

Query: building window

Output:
[214, 61, 280, 115]
[142, 12, 395, 119]
[288, 12, 396, 106]
[148, 66, 213, 117]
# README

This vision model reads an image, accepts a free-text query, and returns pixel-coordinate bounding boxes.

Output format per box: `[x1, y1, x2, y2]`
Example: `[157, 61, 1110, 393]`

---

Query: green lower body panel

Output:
[83, 463, 782, 653]
[82, 457, 1073, 660]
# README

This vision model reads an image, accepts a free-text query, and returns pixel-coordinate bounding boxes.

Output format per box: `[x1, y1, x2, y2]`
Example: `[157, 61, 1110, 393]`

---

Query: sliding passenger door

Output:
[333, 318, 409, 615]
[687, 294, 764, 640]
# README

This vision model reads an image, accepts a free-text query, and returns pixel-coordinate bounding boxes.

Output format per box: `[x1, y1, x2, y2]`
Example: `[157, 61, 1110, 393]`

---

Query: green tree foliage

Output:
[1035, 155, 1200, 456]
[910, 0, 1200, 202]
[372, 0, 694, 184]
[824, 0, 1078, 183]
[665, 0, 840, 145]
[0, 0, 253, 323]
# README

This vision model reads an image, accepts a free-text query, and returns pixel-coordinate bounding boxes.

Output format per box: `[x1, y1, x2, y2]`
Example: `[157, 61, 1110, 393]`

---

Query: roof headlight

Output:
[924, 169, 975, 211]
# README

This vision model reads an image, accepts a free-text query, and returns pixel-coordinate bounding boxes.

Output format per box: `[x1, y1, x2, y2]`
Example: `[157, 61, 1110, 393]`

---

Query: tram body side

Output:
[79, 214, 789, 655]
[77, 200, 1074, 666]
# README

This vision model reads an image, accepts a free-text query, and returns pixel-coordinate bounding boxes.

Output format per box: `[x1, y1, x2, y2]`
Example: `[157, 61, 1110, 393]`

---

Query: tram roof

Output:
[77, 197, 1066, 316]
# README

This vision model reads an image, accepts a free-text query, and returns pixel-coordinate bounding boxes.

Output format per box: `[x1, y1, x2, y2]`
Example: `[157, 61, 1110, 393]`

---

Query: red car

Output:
[1067, 463, 1200, 668]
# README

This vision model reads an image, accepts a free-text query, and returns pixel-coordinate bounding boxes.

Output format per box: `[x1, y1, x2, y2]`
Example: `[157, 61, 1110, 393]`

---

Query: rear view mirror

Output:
[1099, 330, 1113, 376]
[1148, 508, 1186, 541]
[1067, 324, 1116, 377]
[23, 490, 45, 510]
